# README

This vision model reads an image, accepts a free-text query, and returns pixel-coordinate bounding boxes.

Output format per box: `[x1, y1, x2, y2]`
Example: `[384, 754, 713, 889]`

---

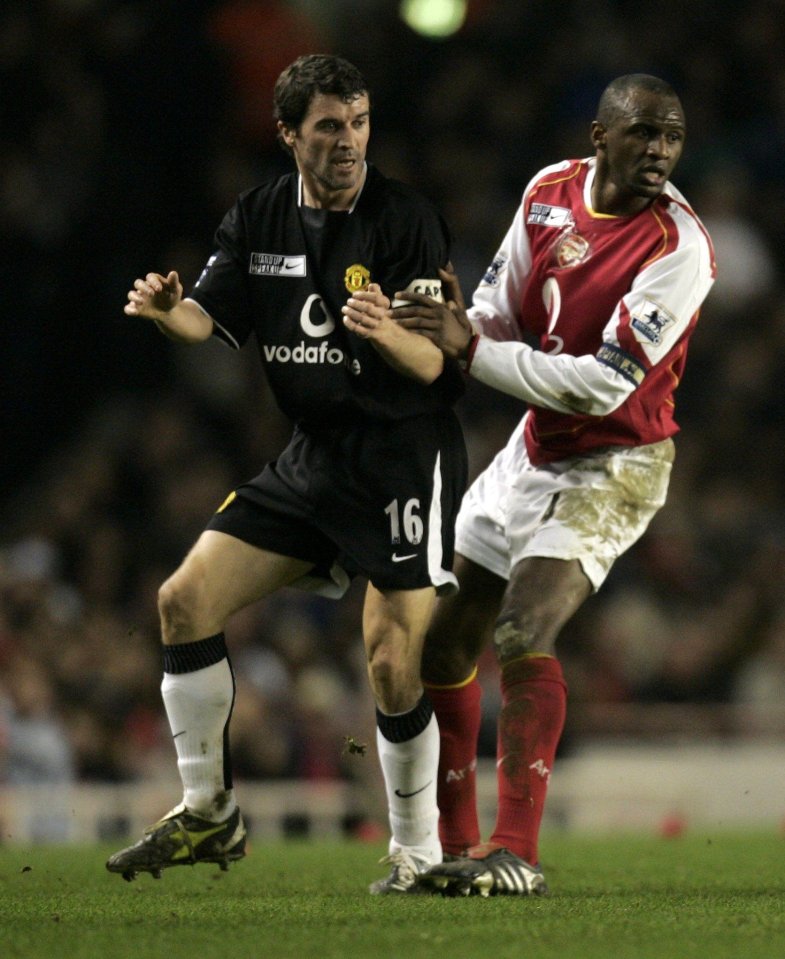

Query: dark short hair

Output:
[596, 74, 680, 126]
[273, 54, 369, 141]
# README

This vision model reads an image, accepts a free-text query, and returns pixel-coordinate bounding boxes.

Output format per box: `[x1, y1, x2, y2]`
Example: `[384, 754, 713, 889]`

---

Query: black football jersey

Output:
[188, 164, 465, 426]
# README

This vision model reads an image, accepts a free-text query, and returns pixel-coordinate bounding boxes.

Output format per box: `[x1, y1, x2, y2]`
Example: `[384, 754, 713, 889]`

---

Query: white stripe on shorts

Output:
[428, 451, 459, 596]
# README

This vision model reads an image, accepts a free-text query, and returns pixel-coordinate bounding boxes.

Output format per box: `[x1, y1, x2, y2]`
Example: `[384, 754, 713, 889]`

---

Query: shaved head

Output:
[597, 74, 681, 127]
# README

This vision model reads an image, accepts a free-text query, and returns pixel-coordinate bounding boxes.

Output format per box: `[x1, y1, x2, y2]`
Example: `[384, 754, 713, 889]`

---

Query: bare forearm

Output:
[370, 321, 445, 383]
[125, 271, 213, 343]
[342, 284, 444, 383]
[153, 299, 214, 343]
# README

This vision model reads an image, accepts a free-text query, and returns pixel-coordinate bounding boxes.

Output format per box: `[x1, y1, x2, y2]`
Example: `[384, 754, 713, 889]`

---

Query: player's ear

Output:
[590, 120, 607, 150]
[278, 120, 296, 149]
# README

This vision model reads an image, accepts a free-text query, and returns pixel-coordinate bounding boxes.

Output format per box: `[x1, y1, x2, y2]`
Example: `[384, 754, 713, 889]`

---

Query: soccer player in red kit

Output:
[343, 73, 716, 895]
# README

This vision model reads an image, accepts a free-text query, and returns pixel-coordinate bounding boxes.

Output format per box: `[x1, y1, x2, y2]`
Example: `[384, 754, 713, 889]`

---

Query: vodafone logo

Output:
[300, 293, 335, 337]
[262, 341, 345, 364]
[262, 294, 361, 374]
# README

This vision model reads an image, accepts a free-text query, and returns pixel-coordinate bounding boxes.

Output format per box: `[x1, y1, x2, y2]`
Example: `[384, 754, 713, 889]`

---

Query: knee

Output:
[157, 572, 199, 640]
[421, 628, 479, 685]
[367, 640, 418, 714]
[420, 595, 492, 685]
[367, 643, 394, 694]
[493, 603, 557, 663]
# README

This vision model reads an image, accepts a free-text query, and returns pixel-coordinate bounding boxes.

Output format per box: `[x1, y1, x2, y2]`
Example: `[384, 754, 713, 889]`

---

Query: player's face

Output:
[280, 92, 370, 209]
[591, 90, 685, 215]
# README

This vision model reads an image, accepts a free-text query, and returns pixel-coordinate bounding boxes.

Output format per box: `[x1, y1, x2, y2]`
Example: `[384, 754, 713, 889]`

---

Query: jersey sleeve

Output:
[467, 194, 532, 342]
[186, 201, 253, 350]
[467, 203, 715, 416]
[382, 197, 451, 303]
[611, 205, 716, 367]
[469, 338, 635, 414]
[466, 163, 572, 342]
[378, 190, 468, 398]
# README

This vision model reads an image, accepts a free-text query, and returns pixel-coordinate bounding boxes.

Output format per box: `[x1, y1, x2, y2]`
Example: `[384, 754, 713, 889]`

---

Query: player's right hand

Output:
[392, 262, 474, 361]
[124, 270, 183, 318]
[439, 262, 467, 314]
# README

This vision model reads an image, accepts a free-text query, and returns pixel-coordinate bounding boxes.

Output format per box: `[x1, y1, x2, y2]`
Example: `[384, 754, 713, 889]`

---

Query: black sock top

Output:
[376, 693, 433, 743]
[163, 633, 228, 674]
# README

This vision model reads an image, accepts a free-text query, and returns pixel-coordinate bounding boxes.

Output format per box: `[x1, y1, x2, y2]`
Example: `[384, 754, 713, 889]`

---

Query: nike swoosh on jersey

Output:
[391, 553, 417, 562]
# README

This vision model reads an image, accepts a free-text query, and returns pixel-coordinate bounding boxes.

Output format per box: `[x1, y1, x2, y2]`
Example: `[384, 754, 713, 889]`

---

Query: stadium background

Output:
[2, 0, 785, 839]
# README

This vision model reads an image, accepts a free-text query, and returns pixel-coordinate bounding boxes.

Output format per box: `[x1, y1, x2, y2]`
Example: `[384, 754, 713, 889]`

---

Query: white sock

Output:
[376, 712, 441, 863]
[161, 658, 236, 821]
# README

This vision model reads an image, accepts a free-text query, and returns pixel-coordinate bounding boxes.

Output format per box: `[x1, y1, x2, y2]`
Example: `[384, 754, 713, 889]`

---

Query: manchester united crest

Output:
[344, 263, 371, 293]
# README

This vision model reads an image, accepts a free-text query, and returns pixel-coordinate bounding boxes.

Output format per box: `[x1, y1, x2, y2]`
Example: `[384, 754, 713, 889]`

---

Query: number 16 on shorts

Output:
[385, 498, 423, 546]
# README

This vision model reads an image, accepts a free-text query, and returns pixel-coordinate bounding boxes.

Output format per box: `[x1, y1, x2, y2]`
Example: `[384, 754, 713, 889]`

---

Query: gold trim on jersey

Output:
[640, 204, 671, 269]
[216, 490, 237, 513]
[530, 161, 583, 194]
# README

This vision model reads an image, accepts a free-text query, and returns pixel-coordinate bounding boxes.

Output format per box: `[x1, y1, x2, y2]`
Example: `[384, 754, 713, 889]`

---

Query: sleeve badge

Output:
[630, 299, 676, 346]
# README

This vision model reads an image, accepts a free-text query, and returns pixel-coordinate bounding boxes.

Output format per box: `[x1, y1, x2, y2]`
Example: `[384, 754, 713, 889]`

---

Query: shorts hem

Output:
[455, 533, 510, 581]
[289, 562, 352, 599]
[515, 547, 606, 592]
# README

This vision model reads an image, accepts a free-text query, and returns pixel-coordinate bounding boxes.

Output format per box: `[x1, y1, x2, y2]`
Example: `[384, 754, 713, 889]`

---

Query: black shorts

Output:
[206, 411, 468, 597]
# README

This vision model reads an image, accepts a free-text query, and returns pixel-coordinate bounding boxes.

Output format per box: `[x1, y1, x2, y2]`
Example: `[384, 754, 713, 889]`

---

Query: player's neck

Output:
[591, 179, 654, 217]
[299, 164, 367, 212]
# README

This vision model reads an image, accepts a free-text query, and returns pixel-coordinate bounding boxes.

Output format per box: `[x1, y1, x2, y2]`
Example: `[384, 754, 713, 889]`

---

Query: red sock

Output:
[489, 655, 567, 865]
[426, 672, 482, 855]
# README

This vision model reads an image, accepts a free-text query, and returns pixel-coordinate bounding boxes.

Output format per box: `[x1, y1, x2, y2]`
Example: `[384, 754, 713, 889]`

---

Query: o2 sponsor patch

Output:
[249, 253, 306, 277]
[630, 299, 676, 346]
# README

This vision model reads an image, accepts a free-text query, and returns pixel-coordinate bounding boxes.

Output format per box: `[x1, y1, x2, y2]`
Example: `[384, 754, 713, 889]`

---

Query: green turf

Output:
[1, 832, 784, 959]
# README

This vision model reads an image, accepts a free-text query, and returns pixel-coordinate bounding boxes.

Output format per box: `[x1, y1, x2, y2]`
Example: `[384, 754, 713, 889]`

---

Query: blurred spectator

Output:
[2, 654, 74, 785]
[208, 0, 325, 148]
[692, 162, 777, 320]
[2, 0, 785, 793]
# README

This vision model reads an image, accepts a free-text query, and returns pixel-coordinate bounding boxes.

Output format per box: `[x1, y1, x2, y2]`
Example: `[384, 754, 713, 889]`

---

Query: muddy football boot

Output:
[106, 803, 246, 881]
[369, 849, 434, 894]
[417, 846, 548, 897]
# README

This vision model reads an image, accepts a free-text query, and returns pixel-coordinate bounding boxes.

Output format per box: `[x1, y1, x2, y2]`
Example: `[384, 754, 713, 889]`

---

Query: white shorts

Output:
[455, 416, 675, 592]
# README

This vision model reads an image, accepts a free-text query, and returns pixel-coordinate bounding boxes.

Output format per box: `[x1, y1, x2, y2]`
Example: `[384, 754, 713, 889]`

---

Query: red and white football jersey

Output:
[466, 157, 716, 463]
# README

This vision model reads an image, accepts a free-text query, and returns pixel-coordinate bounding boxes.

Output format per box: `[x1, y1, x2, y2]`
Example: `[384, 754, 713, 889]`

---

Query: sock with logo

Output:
[376, 693, 441, 862]
[488, 654, 567, 865]
[160, 633, 237, 822]
[425, 670, 482, 855]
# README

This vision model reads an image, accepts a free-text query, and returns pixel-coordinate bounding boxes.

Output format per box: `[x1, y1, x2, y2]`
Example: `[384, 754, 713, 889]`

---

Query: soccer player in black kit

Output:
[106, 55, 467, 894]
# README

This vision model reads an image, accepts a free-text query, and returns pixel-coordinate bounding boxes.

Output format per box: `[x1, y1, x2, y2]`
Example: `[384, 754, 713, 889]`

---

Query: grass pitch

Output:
[1, 832, 784, 959]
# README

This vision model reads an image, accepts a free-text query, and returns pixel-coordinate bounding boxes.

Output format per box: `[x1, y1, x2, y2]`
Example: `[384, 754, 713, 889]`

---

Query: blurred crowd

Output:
[2, 0, 785, 791]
